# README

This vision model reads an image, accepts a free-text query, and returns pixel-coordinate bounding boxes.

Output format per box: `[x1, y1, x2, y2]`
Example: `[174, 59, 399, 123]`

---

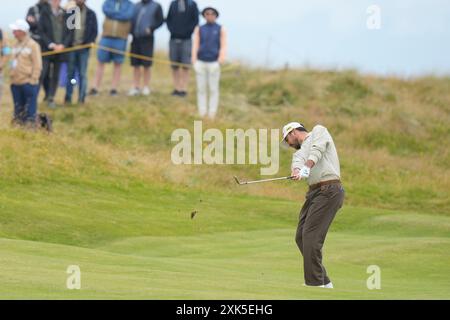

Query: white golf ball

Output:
[70, 79, 77, 85]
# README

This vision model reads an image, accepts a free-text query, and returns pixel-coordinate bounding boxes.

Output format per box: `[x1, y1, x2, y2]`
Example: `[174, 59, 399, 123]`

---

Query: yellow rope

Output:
[40, 42, 240, 72]
[41, 43, 94, 57]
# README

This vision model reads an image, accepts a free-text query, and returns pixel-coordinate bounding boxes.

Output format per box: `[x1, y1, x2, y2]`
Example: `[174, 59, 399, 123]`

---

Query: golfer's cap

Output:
[281, 122, 304, 144]
[9, 19, 30, 32]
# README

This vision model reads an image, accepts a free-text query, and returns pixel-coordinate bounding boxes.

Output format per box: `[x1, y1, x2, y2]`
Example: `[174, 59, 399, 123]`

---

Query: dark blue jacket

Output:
[131, 0, 164, 38]
[166, 0, 199, 39]
[198, 23, 221, 62]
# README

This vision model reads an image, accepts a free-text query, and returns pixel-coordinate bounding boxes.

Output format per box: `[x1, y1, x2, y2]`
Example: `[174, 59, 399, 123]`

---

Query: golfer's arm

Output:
[291, 151, 306, 171]
[305, 159, 315, 169]
[308, 126, 329, 166]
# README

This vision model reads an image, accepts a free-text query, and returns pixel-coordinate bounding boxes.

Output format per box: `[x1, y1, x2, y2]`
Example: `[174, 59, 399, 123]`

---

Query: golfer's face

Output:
[286, 132, 301, 150]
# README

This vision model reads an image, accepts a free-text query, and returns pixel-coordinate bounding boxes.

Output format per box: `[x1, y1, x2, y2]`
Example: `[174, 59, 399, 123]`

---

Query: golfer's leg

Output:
[208, 62, 221, 118]
[302, 187, 344, 286]
[295, 197, 311, 254]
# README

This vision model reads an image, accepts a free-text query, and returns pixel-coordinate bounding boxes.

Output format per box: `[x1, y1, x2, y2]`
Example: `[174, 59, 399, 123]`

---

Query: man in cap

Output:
[9, 19, 42, 126]
[282, 122, 345, 288]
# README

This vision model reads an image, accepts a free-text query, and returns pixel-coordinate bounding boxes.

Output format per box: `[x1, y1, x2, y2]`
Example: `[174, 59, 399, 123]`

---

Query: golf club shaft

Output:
[239, 176, 294, 185]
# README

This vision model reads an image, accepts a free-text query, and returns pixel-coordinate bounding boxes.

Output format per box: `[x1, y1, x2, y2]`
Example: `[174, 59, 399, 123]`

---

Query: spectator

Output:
[90, 0, 135, 97]
[26, 0, 51, 96]
[1, 28, 12, 106]
[128, 0, 164, 96]
[192, 7, 227, 119]
[64, 0, 98, 105]
[166, 0, 199, 97]
[38, 0, 74, 108]
[9, 20, 42, 127]
[26, 0, 50, 46]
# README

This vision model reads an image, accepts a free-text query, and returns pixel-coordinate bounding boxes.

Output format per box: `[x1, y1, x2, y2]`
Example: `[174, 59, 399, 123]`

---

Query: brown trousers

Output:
[295, 183, 345, 286]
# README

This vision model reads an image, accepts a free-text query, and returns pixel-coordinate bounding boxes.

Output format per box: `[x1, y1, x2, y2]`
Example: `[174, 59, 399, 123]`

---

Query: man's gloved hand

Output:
[299, 166, 311, 179]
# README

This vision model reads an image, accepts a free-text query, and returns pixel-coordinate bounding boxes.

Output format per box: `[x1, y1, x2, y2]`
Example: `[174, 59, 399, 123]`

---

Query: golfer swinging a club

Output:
[282, 122, 345, 288]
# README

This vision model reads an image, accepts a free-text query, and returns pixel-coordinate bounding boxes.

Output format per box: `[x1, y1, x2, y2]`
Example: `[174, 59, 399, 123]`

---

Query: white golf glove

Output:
[299, 166, 311, 179]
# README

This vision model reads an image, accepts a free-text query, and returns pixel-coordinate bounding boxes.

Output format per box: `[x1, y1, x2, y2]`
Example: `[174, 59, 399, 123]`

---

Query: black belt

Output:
[309, 179, 341, 191]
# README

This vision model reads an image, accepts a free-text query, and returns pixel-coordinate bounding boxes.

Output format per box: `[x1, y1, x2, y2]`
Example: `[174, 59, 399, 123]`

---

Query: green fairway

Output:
[0, 181, 449, 299]
[0, 57, 449, 299]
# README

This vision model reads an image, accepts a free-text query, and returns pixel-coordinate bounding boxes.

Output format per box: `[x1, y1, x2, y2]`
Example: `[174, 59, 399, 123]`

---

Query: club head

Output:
[233, 176, 244, 185]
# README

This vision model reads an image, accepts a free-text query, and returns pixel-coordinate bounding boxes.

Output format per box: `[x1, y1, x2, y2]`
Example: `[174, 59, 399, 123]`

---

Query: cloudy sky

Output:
[1, 0, 449, 76]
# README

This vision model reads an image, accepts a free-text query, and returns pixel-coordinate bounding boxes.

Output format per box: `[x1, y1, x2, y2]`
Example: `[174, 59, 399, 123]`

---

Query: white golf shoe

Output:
[303, 282, 334, 289]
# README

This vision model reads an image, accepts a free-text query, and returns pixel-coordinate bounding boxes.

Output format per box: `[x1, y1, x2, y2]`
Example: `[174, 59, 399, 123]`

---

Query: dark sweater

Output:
[166, 0, 199, 39]
[38, 5, 74, 60]
[72, 5, 98, 45]
[26, 1, 51, 46]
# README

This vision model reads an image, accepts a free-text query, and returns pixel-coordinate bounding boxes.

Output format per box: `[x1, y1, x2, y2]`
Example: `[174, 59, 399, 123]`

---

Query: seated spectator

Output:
[128, 0, 164, 97]
[90, 0, 135, 97]
[9, 20, 42, 127]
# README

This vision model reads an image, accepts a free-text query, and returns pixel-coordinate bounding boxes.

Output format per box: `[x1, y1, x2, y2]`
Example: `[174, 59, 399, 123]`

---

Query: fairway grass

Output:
[0, 182, 448, 299]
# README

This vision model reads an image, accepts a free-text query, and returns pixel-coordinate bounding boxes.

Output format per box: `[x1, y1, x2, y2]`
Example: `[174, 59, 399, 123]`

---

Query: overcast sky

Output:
[1, 0, 449, 77]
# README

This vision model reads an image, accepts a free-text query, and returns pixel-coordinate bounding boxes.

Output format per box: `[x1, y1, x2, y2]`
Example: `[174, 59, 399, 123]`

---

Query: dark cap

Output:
[202, 7, 219, 18]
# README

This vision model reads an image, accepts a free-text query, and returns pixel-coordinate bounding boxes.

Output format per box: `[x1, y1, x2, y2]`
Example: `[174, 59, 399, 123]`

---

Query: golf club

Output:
[233, 175, 294, 185]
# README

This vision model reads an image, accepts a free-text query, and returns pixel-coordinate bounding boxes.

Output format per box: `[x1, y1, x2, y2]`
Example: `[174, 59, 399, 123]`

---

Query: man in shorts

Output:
[90, 0, 135, 97]
[128, 0, 164, 96]
[166, 0, 199, 97]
